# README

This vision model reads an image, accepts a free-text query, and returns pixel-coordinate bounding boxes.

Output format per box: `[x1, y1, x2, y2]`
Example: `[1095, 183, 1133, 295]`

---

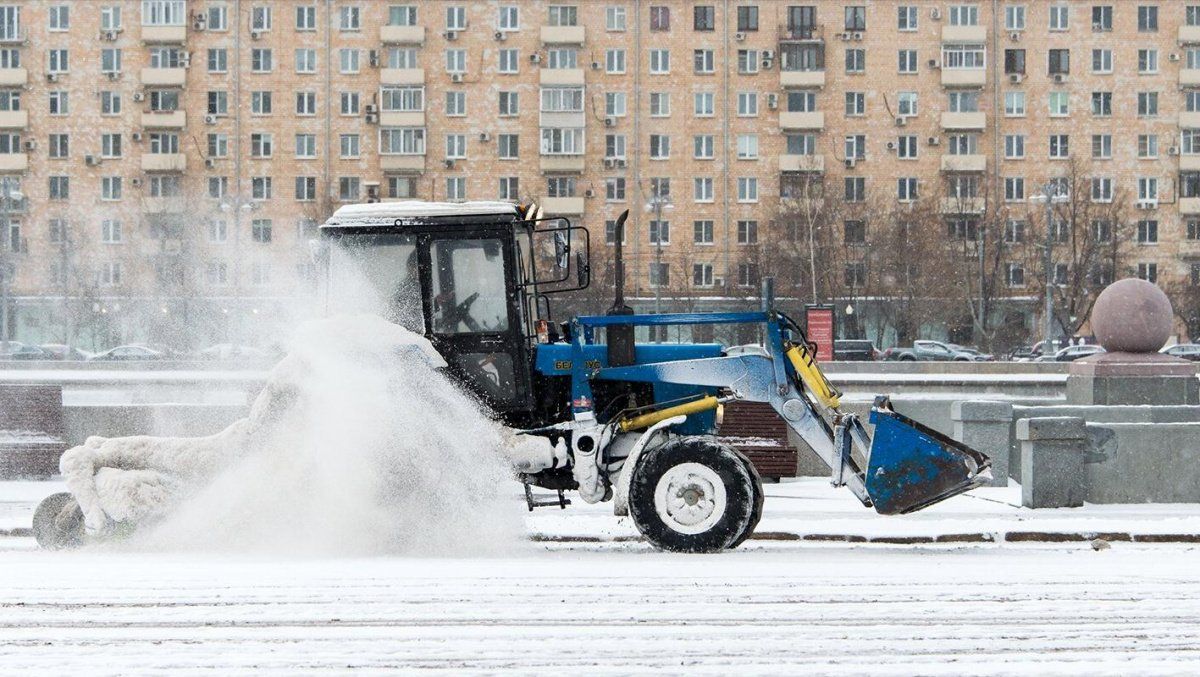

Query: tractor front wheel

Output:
[32, 492, 85, 550]
[629, 436, 762, 553]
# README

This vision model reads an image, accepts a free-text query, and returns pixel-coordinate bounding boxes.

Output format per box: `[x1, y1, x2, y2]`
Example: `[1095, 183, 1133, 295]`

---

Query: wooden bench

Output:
[716, 401, 799, 480]
[0, 385, 67, 478]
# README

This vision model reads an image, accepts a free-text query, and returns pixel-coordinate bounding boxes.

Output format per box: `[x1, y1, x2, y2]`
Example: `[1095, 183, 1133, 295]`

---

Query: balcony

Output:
[0, 153, 27, 172]
[141, 154, 187, 172]
[540, 25, 585, 44]
[940, 112, 986, 130]
[140, 67, 186, 87]
[941, 68, 986, 88]
[380, 154, 425, 172]
[380, 68, 424, 85]
[779, 111, 824, 130]
[380, 25, 425, 44]
[1181, 155, 1200, 172]
[940, 197, 985, 214]
[0, 67, 27, 87]
[540, 68, 585, 86]
[1181, 25, 1200, 44]
[379, 111, 425, 127]
[540, 196, 586, 215]
[140, 110, 186, 129]
[540, 156, 585, 173]
[1181, 197, 1200, 214]
[1181, 112, 1200, 128]
[144, 197, 187, 213]
[141, 25, 187, 43]
[780, 155, 824, 173]
[0, 110, 28, 128]
[780, 70, 825, 88]
[941, 25, 987, 42]
[1183, 69, 1200, 87]
[941, 154, 986, 172]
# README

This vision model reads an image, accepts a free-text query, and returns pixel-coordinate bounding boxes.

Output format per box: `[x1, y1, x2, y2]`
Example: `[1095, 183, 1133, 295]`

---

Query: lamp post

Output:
[0, 182, 24, 343]
[1030, 183, 1069, 351]
[219, 197, 256, 342]
[643, 190, 674, 318]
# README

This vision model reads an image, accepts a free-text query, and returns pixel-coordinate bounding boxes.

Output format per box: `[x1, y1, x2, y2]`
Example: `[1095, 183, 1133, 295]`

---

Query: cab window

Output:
[431, 238, 509, 333]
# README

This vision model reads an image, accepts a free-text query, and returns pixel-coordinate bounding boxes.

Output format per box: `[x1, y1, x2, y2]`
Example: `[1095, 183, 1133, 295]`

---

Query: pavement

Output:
[7, 477, 1199, 545]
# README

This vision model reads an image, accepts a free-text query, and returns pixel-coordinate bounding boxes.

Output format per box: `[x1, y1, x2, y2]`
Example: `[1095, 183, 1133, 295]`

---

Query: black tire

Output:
[728, 453, 765, 549]
[629, 436, 761, 553]
[900, 354, 917, 361]
[32, 492, 85, 550]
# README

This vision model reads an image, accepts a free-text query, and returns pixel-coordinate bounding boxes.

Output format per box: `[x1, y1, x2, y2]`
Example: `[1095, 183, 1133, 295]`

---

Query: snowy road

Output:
[2, 540, 1199, 675]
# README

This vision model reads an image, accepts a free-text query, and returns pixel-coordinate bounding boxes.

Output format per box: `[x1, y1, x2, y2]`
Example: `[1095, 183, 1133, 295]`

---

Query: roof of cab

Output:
[323, 201, 521, 228]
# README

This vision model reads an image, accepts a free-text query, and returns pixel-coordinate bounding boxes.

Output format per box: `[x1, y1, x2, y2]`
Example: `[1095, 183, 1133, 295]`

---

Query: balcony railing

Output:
[778, 24, 823, 42]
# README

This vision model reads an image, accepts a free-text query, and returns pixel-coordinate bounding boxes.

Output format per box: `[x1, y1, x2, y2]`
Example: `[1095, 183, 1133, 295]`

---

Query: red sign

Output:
[805, 305, 836, 362]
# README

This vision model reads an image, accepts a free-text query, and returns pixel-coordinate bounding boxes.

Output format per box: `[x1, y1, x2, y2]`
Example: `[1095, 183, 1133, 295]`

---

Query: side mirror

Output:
[554, 230, 570, 269]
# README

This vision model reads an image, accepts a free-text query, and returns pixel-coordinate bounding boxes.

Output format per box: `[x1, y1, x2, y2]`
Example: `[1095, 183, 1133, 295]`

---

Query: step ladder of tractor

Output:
[716, 401, 800, 479]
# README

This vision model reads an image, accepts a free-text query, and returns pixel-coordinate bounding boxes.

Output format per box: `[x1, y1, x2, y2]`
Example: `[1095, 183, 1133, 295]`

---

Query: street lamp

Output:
[643, 191, 674, 321]
[1029, 183, 1070, 351]
[0, 182, 25, 343]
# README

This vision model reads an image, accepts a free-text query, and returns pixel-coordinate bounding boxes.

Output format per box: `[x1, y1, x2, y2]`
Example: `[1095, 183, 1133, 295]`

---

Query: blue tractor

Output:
[318, 201, 991, 552]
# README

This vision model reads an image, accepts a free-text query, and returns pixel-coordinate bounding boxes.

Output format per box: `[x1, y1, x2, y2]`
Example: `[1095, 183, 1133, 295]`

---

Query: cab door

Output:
[424, 233, 531, 416]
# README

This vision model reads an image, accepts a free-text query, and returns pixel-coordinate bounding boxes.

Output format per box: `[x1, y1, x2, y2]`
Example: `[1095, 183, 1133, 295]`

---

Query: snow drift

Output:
[59, 314, 526, 556]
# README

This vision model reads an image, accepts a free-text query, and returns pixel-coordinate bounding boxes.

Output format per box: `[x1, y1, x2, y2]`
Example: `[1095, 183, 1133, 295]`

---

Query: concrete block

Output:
[952, 400, 1012, 487]
[1019, 416, 1087, 509]
[1084, 422, 1200, 503]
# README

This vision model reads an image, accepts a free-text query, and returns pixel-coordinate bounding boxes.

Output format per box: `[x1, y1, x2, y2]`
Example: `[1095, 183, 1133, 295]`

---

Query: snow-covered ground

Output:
[3, 479, 1200, 674]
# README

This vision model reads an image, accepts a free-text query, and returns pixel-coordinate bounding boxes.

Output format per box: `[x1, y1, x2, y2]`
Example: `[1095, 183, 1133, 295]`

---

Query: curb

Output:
[533, 531, 1200, 545]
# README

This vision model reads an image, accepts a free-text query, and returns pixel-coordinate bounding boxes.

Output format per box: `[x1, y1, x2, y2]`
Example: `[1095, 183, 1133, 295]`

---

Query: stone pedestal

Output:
[1066, 352, 1199, 406]
[1018, 417, 1087, 509]
[951, 400, 1013, 487]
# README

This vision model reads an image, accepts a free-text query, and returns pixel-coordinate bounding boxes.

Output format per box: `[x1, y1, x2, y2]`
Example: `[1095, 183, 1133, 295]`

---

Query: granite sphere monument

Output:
[1090, 278, 1173, 354]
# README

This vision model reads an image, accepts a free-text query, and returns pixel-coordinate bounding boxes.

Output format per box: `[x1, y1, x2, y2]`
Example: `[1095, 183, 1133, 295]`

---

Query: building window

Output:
[1092, 5, 1112, 31]
[897, 5, 917, 31]
[445, 6, 466, 30]
[650, 6, 670, 31]
[1092, 134, 1112, 160]
[607, 6, 627, 31]
[1137, 5, 1158, 32]
[1049, 134, 1069, 159]
[1048, 91, 1069, 117]
[1092, 49, 1112, 74]
[338, 5, 360, 31]
[340, 134, 361, 158]
[737, 92, 757, 117]
[898, 49, 917, 74]
[1138, 49, 1158, 74]
[693, 177, 713, 202]
[897, 135, 918, 159]
[1049, 4, 1069, 31]
[845, 48, 865, 74]
[694, 5, 715, 31]
[296, 48, 317, 73]
[692, 263, 714, 287]
[338, 177, 360, 201]
[499, 48, 519, 74]
[499, 91, 519, 116]
[736, 220, 758, 244]
[295, 5, 316, 30]
[1138, 134, 1159, 159]
[251, 177, 272, 200]
[48, 4, 69, 31]
[295, 134, 316, 158]
[497, 133, 518, 159]
[1004, 91, 1026, 116]
[737, 6, 758, 31]
[648, 219, 670, 245]
[844, 6, 866, 31]
[341, 49, 361, 73]
[101, 133, 121, 158]
[1007, 264, 1025, 287]
[1091, 177, 1113, 202]
[1004, 49, 1025, 75]
[738, 263, 759, 288]
[1004, 134, 1025, 159]
[898, 92, 918, 117]
[1138, 92, 1158, 118]
[1048, 49, 1069, 75]
[1091, 92, 1112, 117]
[649, 134, 670, 159]
[649, 49, 670, 74]
[1138, 263, 1158, 283]
[845, 92, 865, 116]
[208, 133, 228, 158]
[251, 91, 272, 115]
[1006, 5, 1026, 30]
[252, 218, 273, 243]
[341, 92, 360, 115]
[694, 49, 714, 74]
[694, 220, 714, 244]
[694, 135, 715, 160]
[649, 262, 670, 287]
[208, 48, 228, 73]
[898, 178, 918, 202]
[101, 177, 122, 202]
[296, 91, 316, 116]
[737, 177, 758, 202]
[48, 91, 68, 115]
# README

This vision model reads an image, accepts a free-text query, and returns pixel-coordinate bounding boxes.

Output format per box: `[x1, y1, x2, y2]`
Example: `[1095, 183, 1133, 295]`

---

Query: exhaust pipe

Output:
[606, 210, 635, 367]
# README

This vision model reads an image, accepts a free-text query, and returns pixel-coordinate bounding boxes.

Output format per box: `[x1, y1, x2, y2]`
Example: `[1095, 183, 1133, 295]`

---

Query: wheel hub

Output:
[654, 463, 728, 535]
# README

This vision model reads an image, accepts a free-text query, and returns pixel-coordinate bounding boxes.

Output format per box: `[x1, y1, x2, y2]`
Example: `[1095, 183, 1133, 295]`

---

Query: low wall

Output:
[62, 404, 248, 447]
[1086, 422, 1200, 504]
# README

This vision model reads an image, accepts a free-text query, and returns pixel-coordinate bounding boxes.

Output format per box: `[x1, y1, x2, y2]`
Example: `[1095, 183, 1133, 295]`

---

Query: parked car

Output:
[195, 343, 275, 361]
[882, 340, 976, 362]
[1037, 344, 1106, 362]
[87, 345, 167, 362]
[947, 344, 994, 362]
[1162, 343, 1200, 361]
[834, 339, 878, 361]
[0, 340, 26, 359]
[5, 344, 53, 360]
[37, 344, 92, 361]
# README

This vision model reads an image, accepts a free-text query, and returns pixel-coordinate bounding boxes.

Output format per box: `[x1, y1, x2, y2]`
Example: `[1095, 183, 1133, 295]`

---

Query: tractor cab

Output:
[317, 201, 589, 426]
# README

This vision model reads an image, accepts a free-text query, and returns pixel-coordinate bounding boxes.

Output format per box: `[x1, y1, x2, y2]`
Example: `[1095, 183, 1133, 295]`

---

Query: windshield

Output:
[431, 238, 510, 334]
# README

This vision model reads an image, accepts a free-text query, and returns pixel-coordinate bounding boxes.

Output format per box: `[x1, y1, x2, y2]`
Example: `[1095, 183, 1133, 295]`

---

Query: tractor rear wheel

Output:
[629, 436, 762, 553]
[32, 492, 85, 550]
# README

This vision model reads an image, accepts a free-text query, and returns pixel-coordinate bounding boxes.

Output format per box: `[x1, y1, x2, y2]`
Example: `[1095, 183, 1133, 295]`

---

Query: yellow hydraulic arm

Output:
[784, 341, 842, 411]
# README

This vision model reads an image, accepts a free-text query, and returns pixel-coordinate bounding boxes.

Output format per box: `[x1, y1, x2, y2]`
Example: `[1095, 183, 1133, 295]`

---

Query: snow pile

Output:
[62, 315, 525, 556]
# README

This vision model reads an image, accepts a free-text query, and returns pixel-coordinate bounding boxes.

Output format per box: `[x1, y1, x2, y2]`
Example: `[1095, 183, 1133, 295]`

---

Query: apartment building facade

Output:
[1, 0, 1200, 347]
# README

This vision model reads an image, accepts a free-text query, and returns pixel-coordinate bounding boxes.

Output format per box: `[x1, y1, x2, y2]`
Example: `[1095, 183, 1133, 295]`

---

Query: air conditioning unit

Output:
[444, 159, 455, 168]
[444, 30, 458, 41]
[591, 61, 600, 70]
[131, 177, 143, 187]
[1170, 53, 1181, 62]
[479, 132, 491, 142]
[366, 184, 381, 202]
[928, 59, 940, 69]
[364, 103, 378, 114]
[23, 139, 36, 151]
[102, 30, 119, 41]
[250, 29, 262, 40]
[84, 154, 99, 166]
[1008, 73, 1024, 83]
[844, 158, 857, 169]
[133, 92, 145, 102]
[1010, 31, 1021, 41]
[1170, 146, 1180, 156]
[193, 17, 207, 31]
[46, 72, 59, 82]
[895, 116, 907, 127]
[616, 158, 627, 168]
[180, 51, 191, 68]
[760, 57, 773, 70]
[132, 131, 143, 142]
[852, 32, 863, 41]
[1053, 73, 1066, 83]
[930, 8, 942, 20]
[761, 49, 774, 61]
[450, 73, 464, 83]
[604, 117, 615, 127]
[1137, 200, 1158, 210]
[839, 32, 851, 41]
[365, 112, 378, 124]
[734, 32, 746, 42]
[927, 136, 941, 146]
[584, 189, 595, 198]
[204, 158, 215, 168]
[105, 71, 120, 80]
[369, 50, 380, 67]
[604, 158, 617, 169]
[886, 141, 897, 151]
[766, 93, 778, 109]
[529, 53, 542, 64]
[204, 114, 217, 124]
[494, 31, 505, 41]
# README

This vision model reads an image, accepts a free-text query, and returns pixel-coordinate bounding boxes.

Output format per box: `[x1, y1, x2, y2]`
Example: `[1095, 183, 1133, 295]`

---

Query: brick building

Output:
[1, 0, 1199, 349]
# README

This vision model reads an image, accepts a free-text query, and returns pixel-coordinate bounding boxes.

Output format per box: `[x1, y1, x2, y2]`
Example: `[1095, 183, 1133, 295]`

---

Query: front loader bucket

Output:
[865, 399, 992, 515]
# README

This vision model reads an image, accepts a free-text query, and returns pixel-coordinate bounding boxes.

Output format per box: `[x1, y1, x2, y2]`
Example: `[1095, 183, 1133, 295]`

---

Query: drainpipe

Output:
[233, 0, 243, 319]
[324, 0, 333, 206]
[721, 0, 731, 310]
[632, 0, 642, 306]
